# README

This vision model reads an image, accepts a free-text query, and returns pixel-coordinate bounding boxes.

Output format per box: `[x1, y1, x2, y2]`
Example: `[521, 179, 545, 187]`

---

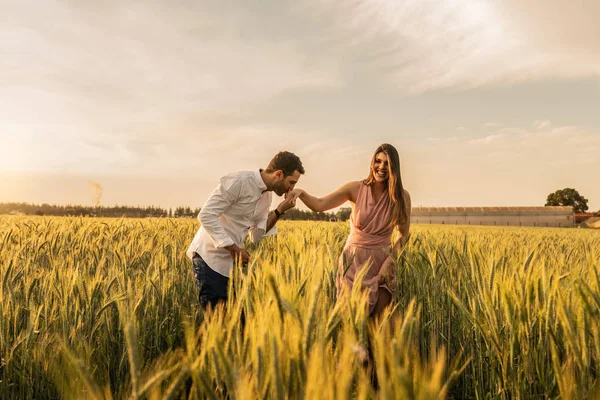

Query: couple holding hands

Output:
[186, 143, 411, 318]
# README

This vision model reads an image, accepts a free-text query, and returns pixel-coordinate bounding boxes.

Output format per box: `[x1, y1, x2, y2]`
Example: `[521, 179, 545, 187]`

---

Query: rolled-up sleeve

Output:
[248, 215, 277, 243]
[199, 174, 241, 248]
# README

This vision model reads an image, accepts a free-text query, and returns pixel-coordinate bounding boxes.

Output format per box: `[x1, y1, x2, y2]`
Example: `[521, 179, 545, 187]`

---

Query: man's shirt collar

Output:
[254, 169, 268, 193]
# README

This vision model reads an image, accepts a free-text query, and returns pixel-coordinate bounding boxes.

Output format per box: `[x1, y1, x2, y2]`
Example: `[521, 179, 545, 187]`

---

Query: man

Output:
[186, 151, 304, 309]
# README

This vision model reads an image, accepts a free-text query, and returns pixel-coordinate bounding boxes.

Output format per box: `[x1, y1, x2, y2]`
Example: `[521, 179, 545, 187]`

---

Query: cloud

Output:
[406, 121, 600, 210]
[0, 0, 342, 141]
[468, 134, 505, 145]
[495, 0, 600, 56]
[533, 120, 552, 130]
[483, 122, 501, 128]
[3, 0, 600, 127]
[2, 0, 600, 184]
[313, 0, 600, 91]
[461, 122, 599, 162]
[420, 122, 599, 172]
[427, 135, 459, 142]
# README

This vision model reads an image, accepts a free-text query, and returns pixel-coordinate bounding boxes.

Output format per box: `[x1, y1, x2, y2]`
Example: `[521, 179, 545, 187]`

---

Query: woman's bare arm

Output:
[292, 181, 361, 212]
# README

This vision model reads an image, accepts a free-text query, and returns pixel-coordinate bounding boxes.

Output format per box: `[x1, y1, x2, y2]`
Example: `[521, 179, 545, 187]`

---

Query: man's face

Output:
[274, 170, 301, 196]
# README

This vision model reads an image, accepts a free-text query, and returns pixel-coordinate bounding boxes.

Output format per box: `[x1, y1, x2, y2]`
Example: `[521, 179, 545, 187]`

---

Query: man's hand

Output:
[278, 191, 299, 214]
[225, 243, 250, 264]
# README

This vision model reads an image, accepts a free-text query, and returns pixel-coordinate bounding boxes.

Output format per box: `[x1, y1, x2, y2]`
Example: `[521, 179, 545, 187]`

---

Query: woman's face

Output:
[372, 151, 390, 183]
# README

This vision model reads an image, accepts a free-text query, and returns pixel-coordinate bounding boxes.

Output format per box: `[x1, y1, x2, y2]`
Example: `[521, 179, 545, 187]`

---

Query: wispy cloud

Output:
[1, 0, 599, 210]
[533, 120, 552, 130]
[3, 0, 599, 129]
[468, 134, 505, 145]
[483, 122, 501, 128]
[0, 0, 342, 142]
[314, 0, 600, 91]
[462, 122, 599, 161]
[419, 121, 599, 165]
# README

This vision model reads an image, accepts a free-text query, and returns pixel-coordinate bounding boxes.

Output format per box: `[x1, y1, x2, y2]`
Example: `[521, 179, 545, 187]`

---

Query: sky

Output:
[1, 0, 599, 211]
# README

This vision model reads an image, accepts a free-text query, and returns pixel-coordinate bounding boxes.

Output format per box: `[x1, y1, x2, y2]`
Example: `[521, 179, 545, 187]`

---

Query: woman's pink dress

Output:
[337, 182, 396, 314]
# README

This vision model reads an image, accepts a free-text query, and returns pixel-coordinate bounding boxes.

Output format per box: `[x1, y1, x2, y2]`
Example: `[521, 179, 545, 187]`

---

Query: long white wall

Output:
[411, 207, 574, 228]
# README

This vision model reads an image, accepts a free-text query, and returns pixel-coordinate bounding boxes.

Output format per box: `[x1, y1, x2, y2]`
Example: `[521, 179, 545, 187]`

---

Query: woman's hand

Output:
[287, 188, 304, 200]
[377, 260, 391, 284]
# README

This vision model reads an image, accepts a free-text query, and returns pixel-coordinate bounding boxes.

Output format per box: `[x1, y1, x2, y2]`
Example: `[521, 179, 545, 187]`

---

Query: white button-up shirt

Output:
[186, 170, 277, 277]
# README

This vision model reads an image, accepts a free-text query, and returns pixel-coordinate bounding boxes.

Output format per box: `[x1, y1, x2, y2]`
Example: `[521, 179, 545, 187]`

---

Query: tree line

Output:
[2, 188, 596, 220]
[0, 202, 353, 221]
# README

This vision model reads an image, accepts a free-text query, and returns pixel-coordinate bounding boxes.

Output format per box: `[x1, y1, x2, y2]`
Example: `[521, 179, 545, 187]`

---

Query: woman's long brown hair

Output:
[363, 143, 408, 228]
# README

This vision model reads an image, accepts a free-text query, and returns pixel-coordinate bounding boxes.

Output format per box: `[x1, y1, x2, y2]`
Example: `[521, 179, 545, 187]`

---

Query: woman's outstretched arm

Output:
[290, 181, 360, 212]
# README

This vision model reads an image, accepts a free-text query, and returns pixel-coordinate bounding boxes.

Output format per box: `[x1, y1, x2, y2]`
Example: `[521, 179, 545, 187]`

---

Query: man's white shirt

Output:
[186, 170, 277, 277]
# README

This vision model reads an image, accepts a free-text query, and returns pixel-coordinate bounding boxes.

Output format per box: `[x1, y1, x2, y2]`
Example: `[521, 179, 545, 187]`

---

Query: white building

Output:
[411, 206, 574, 228]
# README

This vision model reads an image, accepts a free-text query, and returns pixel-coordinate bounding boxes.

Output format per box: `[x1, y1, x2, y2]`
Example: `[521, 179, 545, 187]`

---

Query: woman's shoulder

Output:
[342, 181, 363, 202]
[349, 181, 364, 192]
[337, 180, 363, 190]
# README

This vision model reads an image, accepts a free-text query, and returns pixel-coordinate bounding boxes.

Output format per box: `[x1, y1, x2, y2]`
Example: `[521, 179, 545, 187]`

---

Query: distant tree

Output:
[545, 188, 589, 213]
[336, 207, 352, 221]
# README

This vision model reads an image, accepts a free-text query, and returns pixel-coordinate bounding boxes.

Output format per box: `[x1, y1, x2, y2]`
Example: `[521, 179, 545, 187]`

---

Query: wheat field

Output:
[1, 215, 599, 399]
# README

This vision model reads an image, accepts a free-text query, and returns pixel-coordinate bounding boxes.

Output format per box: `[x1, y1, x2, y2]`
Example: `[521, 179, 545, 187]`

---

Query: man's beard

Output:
[275, 182, 287, 196]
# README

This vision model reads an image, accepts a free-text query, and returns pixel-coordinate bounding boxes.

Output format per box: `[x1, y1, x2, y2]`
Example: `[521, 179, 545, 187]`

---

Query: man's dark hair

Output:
[265, 151, 305, 177]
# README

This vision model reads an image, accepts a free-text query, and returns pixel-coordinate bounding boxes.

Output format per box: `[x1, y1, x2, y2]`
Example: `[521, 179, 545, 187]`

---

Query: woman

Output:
[291, 143, 411, 317]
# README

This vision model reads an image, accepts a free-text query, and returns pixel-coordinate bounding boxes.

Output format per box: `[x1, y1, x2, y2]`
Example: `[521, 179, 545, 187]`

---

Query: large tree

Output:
[545, 188, 589, 213]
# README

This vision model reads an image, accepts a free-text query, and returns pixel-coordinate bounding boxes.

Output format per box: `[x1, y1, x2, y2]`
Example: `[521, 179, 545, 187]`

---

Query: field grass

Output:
[1, 215, 599, 399]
